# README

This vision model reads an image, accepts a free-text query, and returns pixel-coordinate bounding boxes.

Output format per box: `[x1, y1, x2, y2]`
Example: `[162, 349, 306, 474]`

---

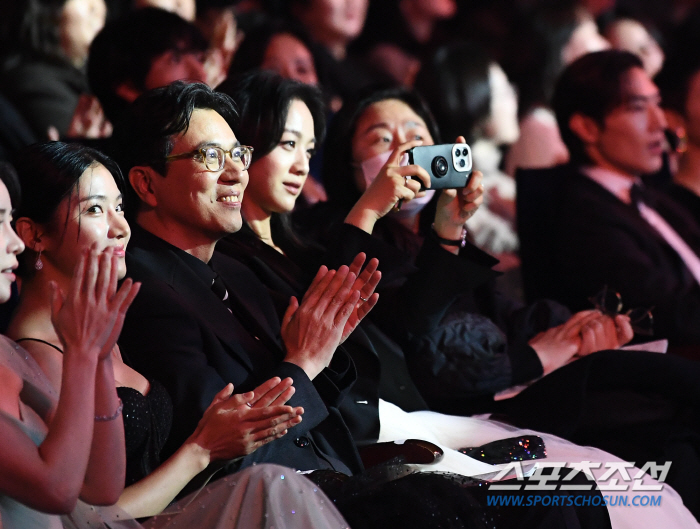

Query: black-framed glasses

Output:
[165, 145, 254, 171]
[588, 285, 654, 336]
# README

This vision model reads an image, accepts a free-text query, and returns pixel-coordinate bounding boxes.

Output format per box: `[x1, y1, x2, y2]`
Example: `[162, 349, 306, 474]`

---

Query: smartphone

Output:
[407, 144, 473, 189]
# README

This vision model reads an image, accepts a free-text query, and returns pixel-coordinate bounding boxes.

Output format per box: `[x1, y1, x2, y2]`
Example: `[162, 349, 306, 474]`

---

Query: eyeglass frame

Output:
[164, 145, 254, 171]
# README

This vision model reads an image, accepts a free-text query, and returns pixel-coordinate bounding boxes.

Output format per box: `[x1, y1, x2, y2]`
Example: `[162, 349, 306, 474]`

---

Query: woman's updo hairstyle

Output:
[13, 141, 125, 273]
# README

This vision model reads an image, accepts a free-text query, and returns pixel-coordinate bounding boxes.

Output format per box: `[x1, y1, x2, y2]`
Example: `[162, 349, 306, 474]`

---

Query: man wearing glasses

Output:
[113, 80, 374, 476]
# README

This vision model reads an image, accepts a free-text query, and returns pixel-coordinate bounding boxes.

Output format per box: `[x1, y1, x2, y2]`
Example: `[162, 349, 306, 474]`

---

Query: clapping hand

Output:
[50, 244, 140, 362]
[189, 378, 303, 461]
[344, 252, 381, 343]
[281, 264, 361, 379]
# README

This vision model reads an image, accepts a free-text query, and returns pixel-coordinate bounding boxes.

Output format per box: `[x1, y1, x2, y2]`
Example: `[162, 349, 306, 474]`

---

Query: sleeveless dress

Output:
[0, 337, 350, 529]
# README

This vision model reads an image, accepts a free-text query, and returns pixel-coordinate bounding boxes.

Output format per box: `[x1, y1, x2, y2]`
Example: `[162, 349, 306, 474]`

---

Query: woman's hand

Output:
[50, 244, 140, 362]
[345, 140, 432, 233]
[433, 136, 485, 243]
[188, 380, 303, 463]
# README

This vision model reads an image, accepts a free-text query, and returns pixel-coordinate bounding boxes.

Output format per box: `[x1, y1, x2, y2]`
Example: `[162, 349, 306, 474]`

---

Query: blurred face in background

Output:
[134, 0, 196, 21]
[143, 45, 207, 90]
[60, 0, 106, 66]
[561, 12, 610, 66]
[261, 33, 319, 86]
[487, 63, 520, 145]
[295, 0, 368, 47]
[605, 19, 664, 78]
[403, 0, 456, 20]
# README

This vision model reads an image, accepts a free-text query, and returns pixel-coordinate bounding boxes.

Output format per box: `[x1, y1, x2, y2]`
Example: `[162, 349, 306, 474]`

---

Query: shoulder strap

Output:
[15, 338, 64, 354]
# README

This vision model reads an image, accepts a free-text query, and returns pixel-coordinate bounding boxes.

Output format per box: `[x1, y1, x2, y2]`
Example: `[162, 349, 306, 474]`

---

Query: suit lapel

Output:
[128, 243, 259, 371]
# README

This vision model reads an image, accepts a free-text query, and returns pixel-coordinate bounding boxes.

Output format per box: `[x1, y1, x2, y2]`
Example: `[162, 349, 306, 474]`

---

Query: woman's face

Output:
[487, 63, 519, 145]
[60, 0, 107, 66]
[43, 164, 130, 280]
[298, 0, 368, 45]
[351, 98, 434, 192]
[262, 33, 318, 86]
[245, 99, 316, 215]
[606, 19, 665, 79]
[0, 182, 24, 304]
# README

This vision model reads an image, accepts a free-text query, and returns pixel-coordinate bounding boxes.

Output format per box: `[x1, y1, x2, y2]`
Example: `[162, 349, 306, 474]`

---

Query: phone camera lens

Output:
[459, 159, 466, 168]
[462, 148, 468, 156]
[432, 156, 448, 177]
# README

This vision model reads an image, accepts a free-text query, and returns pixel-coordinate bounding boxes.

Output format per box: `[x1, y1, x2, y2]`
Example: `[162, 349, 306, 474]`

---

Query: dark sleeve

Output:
[553, 204, 700, 345]
[321, 222, 501, 346]
[118, 279, 332, 463]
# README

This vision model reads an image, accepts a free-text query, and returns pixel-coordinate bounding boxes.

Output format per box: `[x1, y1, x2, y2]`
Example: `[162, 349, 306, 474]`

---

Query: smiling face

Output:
[586, 67, 667, 176]
[41, 163, 130, 280]
[150, 108, 249, 245]
[351, 98, 434, 192]
[0, 181, 24, 304]
[244, 100, 316, 217]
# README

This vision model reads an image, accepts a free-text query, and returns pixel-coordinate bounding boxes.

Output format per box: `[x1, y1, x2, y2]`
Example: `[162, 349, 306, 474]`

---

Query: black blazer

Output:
[521, 165, 700, 347]
[118, 226, 362, 475]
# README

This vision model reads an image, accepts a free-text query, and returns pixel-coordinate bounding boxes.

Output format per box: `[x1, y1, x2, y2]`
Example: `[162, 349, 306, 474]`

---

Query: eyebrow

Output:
[78, 193, 123, 203]
[622, 93, 661, 105]
[360, 121, 427, 135]
[283, 128, 316, 142]
[196, 140, 241, 149]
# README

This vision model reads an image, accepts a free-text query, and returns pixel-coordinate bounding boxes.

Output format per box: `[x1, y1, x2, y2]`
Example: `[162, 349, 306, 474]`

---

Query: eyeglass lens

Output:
[203, 147, 251, 171]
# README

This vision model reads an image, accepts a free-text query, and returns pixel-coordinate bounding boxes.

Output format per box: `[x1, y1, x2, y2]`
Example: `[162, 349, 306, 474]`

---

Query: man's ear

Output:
[129, 166, 159, 207]
[115, 82, 142, 104]
[15, 218, 43, 252]
[568, 113, 602, 144]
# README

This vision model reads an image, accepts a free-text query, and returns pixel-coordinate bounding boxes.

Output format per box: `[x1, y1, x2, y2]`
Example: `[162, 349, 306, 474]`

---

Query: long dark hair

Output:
[13, 141, 125, 274]
[415, 42, 492, 145]
[218, 71, 326, 250]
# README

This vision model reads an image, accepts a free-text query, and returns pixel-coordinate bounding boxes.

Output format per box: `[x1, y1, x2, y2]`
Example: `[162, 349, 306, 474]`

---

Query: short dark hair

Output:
[553, 50, 644, 166]
[322, 86, 440, 209]
[12, 141, 125, 275]
[87, 8, 208, 123]
[415, 42, 492, 144]
[218, 70, 326, 158]
[112, 81, 238, 178]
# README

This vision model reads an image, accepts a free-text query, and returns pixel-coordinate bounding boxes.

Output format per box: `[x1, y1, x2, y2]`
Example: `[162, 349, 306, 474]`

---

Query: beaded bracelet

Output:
[95, 398, 123, 422]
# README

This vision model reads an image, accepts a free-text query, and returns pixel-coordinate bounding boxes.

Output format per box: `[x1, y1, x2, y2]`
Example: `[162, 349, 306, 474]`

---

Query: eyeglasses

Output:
[588, 285, 654, 336]
[165, 145, 254, 171]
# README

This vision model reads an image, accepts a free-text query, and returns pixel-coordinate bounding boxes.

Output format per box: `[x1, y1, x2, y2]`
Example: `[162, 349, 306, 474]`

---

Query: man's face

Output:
[588, 67, 667, 176]
[150, 108, 248, 247]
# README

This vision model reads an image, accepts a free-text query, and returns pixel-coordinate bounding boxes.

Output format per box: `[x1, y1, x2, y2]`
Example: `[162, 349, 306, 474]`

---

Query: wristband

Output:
[95, 398, 123, 422]
[430, 223, 467, 248]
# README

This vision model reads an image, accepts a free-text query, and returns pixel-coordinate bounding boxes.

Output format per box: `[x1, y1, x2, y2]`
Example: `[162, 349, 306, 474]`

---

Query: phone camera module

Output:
[432, 156, 449, 177]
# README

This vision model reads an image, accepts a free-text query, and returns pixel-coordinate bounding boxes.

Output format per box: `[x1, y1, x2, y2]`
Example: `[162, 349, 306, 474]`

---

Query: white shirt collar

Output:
[580, 166, 640, 205]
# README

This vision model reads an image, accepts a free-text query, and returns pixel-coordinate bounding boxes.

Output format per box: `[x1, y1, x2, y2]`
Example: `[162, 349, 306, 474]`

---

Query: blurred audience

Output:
[0, 0, 106, 139]
[504, 1, 609, 175]
[416, 42, 520, 263]
[604, 17, 665, 78]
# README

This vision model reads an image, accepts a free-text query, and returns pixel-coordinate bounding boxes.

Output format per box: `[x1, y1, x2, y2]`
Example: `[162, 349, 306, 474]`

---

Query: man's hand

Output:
[280, 265, 360, 379]
[577, 313, 634, 356]
[344, 253, 381, 343]
[528, 310, 599, 375]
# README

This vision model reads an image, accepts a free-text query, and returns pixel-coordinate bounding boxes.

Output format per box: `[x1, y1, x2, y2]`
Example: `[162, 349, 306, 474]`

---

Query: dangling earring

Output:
[35, 249, 43, 271]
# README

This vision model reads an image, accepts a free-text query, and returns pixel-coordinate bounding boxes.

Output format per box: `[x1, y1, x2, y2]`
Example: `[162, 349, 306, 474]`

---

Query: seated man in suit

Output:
[112, 80, 377, 475]
[524, 49, 700, 350]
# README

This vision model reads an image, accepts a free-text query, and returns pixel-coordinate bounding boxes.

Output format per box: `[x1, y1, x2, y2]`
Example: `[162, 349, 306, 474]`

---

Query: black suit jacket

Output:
[521, 165, 700, 346]
[118, 226, 362, 475]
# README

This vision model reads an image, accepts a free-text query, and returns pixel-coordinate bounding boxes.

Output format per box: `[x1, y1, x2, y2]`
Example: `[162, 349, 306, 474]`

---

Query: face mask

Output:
[360, 150, 436, 218]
